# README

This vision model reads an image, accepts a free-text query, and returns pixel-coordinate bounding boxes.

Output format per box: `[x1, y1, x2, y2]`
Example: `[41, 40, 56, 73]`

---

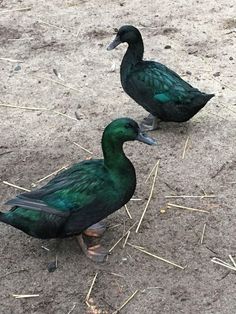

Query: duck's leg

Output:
[141, 114, 160, 131]
[77, 234, 108, 263]
[83, 221, 106, 237]
[47, 239, 61, 272]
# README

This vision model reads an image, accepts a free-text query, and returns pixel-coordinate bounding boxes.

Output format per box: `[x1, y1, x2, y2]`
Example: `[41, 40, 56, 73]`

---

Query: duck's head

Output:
[107, 25, 142, 50]
[103, 118, 156, 145]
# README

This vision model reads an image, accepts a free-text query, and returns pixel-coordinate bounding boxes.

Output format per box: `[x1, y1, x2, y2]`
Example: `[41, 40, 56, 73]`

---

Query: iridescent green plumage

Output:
[107, 25, 214, 129]
[0, 118, 156, 241]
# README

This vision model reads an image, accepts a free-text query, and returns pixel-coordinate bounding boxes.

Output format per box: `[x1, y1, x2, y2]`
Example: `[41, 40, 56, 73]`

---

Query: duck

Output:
[0, 118, 156, 263]
[107, 25, 214, 130]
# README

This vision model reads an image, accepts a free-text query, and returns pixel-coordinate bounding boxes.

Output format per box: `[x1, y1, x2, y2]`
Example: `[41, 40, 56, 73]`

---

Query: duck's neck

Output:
[121, 39, 144, 75]
[102, 136, 132, 171]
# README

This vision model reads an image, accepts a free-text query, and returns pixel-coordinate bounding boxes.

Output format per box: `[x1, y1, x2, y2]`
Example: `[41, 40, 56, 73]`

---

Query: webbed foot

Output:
[77, 234, 108, 262]
[83, 222, 106, 237]
[141, 114, 160, 131]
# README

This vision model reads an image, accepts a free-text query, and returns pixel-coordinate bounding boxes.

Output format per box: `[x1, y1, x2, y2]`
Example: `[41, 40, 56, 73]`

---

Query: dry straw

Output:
[182, 136, 190, 159]
[128, 243, 185, 270]
[112, 290, 139, 314]
[85, 272, 98, 305]
[136, 160, 160, 233]
[167, 203, 209, 213]
[124, 204, 132, 219]
[109, 221, 138, 252]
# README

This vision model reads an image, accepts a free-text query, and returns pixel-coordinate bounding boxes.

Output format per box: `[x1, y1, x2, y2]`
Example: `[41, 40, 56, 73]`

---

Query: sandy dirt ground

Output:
[0, 0, 235, 313]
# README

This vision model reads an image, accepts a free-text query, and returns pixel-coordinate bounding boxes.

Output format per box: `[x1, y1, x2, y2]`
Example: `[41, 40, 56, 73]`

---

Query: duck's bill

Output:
[107, 36, 121, 50]
[136, 132, 157, 145]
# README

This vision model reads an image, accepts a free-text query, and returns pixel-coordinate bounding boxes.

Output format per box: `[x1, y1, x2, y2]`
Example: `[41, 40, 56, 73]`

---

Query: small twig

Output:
[128, 243, 185, 270]
[108, 223, 122, 230]
[0, 269, 28, 280]
[145, 159, 160, 183]
[110, 272, 125, 278]
[2, 181, 30, 192]
[0, 57, 24, 63]
[211, 162, 227, 179]
[38, 19, 73, 34]
[0, 7, 31, 14]
[122, 231, 130, 248]
[200, 223, 206, 244]
[211, 257, 236, 272]
[72, 142, 93, 155]
[0, 103, 78, 121]
[0, 103, 49, 111]
[165, 195, 215, 199]
[182, 136, 190, 159]
[67, 303, 76, 314]
[86, 272, 98, 302]
[136, 160, 159, 233]
[53, 111, 78, 121]
[41, 246, 50, 252]
[34, 75, 80, 93]
[112, 290, 139, 314]
[12, 294, 39, 299]
[229, 255, 236, 268]
[167, 203, 209, 213]
[32, 164, 69, 185]
[109, 221, 138, 252]
[130, 198, 142, 201]
[124, 204, 132, 219]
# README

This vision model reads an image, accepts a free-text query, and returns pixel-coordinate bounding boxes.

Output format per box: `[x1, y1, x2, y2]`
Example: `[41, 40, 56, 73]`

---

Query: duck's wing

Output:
[128, 61, 201, 104]
[5, 160, 111, 217]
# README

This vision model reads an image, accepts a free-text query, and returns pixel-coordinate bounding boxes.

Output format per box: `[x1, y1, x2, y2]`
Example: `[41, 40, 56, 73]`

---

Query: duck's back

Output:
[0, 160, 136, 238]
[122, 60, 214, 122]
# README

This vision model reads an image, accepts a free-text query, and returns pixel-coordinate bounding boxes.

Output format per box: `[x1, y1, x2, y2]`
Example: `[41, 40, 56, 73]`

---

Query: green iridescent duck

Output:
[107, 25, 214, 130]
[0, 118, 156, 262]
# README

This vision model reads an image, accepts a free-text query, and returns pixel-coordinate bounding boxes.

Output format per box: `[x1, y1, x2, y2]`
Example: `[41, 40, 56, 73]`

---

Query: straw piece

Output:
[123, 231, 130, 248]
[12, 294, 39, 299]
[108, 223, 122, 230]
[211, 257, 236, 271]
[130, 198, 142, 201]
[165, 195, 215, 199]
[67, 303, 76, 314]
[0, 103, 78, 121]
[0, 57, 24, 63]
[182, 136, 190, 159]
[124, 204, 132, 219]
[72, 142, 93, 155]
[110, 272, 125, 278]
[109, 221, 138, 253]
[136, 160, 159, 233]
[41, 246, 50, 251]
[128, 243, 185, 270]
[2, 181, 31, 192]
[112, 290, 139, 314]
[167, 203, 209, 213]
[145, 159, 160, 183]
[229, 255, 236, 268]
[38, 20, 69, 32]
[200, 223, 206, 244]
[0, 7, 31, 14]
[34, 165, 69, 185]
[86, 273, 98, 302]
[0, 103, 49, 111]
[34, 75, 80, 93]
[53, 110, 78, 121]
